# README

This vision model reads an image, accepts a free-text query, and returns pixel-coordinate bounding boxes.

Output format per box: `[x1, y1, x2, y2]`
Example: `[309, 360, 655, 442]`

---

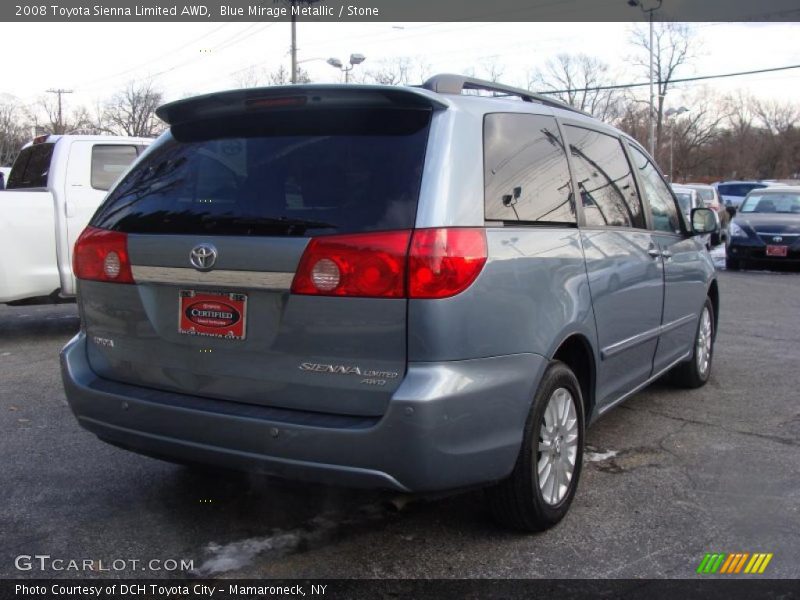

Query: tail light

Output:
[291, 231, 411, 298]
[291, 228, 487, 299]
[73, 227, 134, 284]
[408, 228, 487, 298]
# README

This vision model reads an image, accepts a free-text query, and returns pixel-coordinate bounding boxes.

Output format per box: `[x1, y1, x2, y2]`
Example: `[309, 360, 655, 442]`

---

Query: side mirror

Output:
[691, 207, 719, 235]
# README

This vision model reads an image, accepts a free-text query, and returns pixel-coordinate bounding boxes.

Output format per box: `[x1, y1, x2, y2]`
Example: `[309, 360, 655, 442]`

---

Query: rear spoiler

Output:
[156, 85, 447, 126]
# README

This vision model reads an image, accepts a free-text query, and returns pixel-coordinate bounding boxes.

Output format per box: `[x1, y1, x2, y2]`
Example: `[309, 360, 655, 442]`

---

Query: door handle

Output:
[647, 246, 662, 259]
[661, 249, 673, 259]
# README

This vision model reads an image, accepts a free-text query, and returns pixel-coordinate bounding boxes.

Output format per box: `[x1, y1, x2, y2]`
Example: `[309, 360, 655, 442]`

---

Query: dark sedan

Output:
[726, 187, 800, 270]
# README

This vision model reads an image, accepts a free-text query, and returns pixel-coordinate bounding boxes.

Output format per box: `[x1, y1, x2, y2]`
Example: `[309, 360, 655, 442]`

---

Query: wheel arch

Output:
[551, 333, 596, 424]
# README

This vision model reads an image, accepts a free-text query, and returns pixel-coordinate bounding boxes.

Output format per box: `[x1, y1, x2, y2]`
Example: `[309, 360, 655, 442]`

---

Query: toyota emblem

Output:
[772, 236, 783, 243]
[189, 244, 218, 271]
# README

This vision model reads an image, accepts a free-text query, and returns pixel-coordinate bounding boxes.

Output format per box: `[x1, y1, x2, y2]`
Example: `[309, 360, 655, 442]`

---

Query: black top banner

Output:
[4, 0, 800, 22]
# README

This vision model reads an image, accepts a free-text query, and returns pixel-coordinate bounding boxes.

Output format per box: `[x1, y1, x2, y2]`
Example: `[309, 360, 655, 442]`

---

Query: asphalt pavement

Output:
[1, 268, 798, 579]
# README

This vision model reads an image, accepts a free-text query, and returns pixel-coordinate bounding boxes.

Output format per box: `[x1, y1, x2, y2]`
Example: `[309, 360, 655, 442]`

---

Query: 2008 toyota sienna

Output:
[60, 75, 720, 531]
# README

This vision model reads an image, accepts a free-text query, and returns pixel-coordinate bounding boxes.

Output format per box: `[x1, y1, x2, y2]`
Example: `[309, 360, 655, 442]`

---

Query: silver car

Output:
[61, 75, 719, 531]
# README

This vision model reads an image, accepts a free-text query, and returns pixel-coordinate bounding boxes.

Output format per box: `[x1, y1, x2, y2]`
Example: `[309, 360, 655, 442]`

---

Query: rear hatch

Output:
[77, 87, 437, 417]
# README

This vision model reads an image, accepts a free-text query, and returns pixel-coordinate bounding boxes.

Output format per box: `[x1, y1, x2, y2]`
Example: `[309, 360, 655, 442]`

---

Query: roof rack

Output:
[420, 73, 589, 116]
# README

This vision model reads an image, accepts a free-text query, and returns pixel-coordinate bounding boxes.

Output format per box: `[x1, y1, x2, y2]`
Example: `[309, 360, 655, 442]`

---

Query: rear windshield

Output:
[6, 143, 55, 189]
[718, 183, 766, 197]
[91, 109, 431, 236]
[694, 188, 715, 202]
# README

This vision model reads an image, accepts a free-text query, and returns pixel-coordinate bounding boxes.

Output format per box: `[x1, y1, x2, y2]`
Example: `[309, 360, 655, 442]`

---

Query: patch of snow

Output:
[585, 450, 618, 463]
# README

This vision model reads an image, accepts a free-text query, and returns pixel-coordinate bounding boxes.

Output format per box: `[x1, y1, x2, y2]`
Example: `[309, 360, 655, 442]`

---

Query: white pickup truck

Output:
[1, 134, 151, 304]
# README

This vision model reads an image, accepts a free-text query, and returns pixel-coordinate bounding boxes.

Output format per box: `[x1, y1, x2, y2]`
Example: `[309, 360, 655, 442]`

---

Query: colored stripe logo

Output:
[697, 553, 773, 574]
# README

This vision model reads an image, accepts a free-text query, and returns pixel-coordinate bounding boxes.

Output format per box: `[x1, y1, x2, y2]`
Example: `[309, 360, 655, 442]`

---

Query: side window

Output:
[91, 145, 138, 191]
[563, 125, 645, 229]
[629, 145, 681, 234]
[484, 113, 575, 224]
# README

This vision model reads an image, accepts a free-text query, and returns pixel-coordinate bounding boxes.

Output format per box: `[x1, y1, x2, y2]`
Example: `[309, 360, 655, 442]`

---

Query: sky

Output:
[1, 21, 799, 118]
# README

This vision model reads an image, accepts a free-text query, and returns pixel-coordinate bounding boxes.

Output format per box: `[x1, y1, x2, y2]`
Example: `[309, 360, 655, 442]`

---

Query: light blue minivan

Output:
[61, 75, 720, 531]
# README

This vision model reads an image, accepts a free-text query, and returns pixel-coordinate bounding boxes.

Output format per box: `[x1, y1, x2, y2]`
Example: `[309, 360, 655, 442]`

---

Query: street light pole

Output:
[665, 106, 689, 182]
[628, 0, 662, 157]
[327, 53, 366, 83]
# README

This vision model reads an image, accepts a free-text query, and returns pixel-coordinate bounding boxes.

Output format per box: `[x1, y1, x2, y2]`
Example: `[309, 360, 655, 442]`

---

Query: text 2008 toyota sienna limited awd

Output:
[60, 75, 720, 531]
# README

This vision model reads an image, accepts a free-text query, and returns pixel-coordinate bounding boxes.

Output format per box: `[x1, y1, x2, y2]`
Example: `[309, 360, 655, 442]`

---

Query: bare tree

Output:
[357, 57, 432, 86]
[101, 80, 164, 138]
[234, 65, 311, 88]
[31, 94, 95, 135]
[751, 97, 800, 136]
[529, 53, 623, 120]
[480, 59, 505, 84]
[629, 22, 697, 150]
[0, 98, 30, 166]
[665, 88, 725, 180]
[749, 96, 800, 178]
[360, 57, 413, 86]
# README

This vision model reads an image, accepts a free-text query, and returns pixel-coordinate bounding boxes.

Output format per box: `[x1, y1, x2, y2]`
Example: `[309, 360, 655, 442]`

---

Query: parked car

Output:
[60, 76, 719, 532]
[715, 180, 781, 212]
[726, 186, 800, 270]
[0, 134, 151, 304]
[682, 182, 729, 245]
[672, 185, 712, 249]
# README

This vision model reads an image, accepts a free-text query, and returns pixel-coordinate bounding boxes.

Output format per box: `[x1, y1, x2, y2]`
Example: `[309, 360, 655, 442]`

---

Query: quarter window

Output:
[563, 126, 645, 229]
[629, 146, 681, 234]
[91, 145, 138, 191]
[484, 113, 575, 224]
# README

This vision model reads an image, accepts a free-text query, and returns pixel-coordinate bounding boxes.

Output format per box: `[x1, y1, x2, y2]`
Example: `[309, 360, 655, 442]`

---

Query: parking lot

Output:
[1, 268, 798, 580]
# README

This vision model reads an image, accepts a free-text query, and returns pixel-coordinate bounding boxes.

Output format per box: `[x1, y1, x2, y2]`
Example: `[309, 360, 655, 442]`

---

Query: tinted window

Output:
[484, 113, 575, 224]
[92, 109, 430, 236]
[91, 145, 138, 191]
[563, 126, 644, 228]
[6, 144, 55, 189]
[629, 146, 680, 234]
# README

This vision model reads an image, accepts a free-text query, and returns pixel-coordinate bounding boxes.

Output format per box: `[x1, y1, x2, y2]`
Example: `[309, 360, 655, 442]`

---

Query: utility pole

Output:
[286, 0, 321, 84]
[627, 0, 662, 157]
[290, 1, 297, 84]
[46, 88, 73, 134]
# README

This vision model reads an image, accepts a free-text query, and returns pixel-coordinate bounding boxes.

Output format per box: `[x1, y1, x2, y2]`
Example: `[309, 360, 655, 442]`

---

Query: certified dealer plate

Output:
[179, 290, 247, 339]
[766, 245, 788, 257]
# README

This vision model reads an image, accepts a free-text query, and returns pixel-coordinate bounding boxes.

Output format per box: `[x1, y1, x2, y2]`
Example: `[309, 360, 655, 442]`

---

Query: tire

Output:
[726, 256, 740, 270]
[671, 297, 715, 389]
[486, 361, 585, 532]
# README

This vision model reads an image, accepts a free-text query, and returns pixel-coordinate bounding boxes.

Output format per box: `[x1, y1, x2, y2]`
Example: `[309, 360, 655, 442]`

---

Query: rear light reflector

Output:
[291, 228, 487, 299]
[73, 227, 134, 284]
[408, 228, 487, 298]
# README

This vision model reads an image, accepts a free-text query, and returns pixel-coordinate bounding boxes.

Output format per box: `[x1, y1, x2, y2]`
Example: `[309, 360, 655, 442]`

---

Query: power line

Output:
[535, 63, 800, 95]
[76, 22, 232, 91]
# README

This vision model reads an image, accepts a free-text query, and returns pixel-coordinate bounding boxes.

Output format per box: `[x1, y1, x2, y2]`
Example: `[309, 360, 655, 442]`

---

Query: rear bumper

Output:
[61, 332, 544, 492]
